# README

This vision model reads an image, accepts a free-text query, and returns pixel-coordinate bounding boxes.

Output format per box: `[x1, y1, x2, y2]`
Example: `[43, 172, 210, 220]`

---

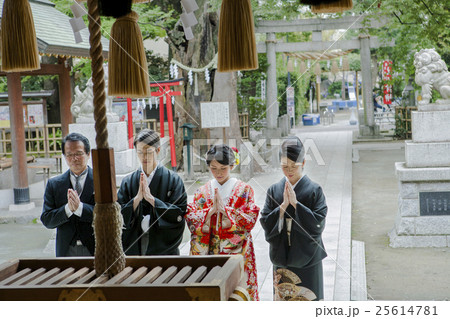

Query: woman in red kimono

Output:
[185, 144, 260, 301]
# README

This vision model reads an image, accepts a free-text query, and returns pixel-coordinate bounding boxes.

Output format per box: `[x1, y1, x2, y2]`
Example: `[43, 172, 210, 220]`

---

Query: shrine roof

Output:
[0, 0, 109, 59]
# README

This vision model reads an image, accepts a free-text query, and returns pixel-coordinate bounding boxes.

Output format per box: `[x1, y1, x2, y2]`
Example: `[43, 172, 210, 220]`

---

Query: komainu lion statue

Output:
[71, 64, 118, 123]
[414, 48, 450, 105]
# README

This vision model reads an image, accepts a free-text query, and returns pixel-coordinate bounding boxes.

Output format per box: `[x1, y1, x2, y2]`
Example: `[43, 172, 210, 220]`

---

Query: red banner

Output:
[382, 60, 392, 105]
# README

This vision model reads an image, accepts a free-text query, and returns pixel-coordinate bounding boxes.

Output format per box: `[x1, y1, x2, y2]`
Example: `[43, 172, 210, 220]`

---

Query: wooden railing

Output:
[239, 112, 249, 140]
[132, 119, 157, 135]
[0, 117, 247, 157]
[0, 124, 62, 157]
[395, 106, 417, 139]
[0, 119, 159, 157]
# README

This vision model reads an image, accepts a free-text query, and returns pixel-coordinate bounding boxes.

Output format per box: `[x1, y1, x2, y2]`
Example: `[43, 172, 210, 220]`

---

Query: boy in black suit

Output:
[41, 133, 95, 257]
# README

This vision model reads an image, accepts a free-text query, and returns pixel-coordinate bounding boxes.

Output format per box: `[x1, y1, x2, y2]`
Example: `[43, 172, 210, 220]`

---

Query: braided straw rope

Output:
[87, 0, 126, 278]
[88, 0, 108, 150]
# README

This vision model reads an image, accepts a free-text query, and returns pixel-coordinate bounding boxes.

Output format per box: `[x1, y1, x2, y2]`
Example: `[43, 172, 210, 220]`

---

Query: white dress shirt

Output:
[64, 168, 89, 218]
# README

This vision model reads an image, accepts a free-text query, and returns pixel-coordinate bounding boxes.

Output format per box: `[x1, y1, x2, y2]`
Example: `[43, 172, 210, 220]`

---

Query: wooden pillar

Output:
[43, 98, 49, 158]
[58, 58, 72, 137]
[7, 73, 30, 204]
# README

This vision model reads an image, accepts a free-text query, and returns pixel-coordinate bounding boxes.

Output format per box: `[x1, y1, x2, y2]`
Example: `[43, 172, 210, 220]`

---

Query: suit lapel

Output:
[80, 167, 94, 203]
[63, 170, 72, 190]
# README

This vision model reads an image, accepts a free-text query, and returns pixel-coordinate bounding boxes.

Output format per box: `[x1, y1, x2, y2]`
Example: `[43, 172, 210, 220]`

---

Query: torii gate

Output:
[150, 79, 183, 171]
[125, 79, 182, 171]
[255, 15, 395, 137]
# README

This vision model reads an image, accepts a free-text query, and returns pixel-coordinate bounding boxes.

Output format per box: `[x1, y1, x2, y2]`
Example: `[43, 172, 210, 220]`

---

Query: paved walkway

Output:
[180, 112, 357, 300]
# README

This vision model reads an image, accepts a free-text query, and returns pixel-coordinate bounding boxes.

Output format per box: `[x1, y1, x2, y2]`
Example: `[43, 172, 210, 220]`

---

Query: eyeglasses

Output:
[136, 149, 156, 157]
[65, 152, 86, 159]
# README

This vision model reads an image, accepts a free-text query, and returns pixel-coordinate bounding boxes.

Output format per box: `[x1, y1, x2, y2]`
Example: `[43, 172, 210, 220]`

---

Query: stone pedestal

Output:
[63, 121, 139, 186]
[390, 104, 450, 247]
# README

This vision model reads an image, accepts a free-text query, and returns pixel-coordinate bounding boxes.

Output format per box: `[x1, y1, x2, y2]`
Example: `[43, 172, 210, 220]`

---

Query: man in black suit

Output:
[41, 132, 95, 257]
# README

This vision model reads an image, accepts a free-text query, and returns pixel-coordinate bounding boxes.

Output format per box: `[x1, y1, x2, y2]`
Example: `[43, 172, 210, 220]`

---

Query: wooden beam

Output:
[255, 15, 390, 33]
[257, 37, 395, 53]
[0, 63, 65, 77]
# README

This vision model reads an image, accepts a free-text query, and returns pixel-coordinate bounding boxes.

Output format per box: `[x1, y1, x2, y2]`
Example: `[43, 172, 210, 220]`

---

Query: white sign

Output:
[200, 102, 230, 128]
[348, 86, 356, 100]
[27, 104, 44, 126]
[286, 87, 295, 118]
[261, 78, 266, 101]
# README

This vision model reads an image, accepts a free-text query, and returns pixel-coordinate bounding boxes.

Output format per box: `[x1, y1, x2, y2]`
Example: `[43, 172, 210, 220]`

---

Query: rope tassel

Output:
[1, 0, 40, 72]
[301, 0, 353, 13]
[218, 0, 258, 72]
[93, 202, 125, 277]
[108, 11, 150, 98]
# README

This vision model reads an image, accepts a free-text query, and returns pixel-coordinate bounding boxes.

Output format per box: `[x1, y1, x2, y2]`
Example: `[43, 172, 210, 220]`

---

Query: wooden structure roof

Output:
[0, 0, 109, 59]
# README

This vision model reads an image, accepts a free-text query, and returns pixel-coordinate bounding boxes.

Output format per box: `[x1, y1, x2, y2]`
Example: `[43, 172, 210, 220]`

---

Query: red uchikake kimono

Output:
[185, 180, 260, 301]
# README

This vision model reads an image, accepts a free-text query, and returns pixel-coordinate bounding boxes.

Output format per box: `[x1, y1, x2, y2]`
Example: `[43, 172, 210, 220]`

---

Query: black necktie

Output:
[71, 169, 88, 196]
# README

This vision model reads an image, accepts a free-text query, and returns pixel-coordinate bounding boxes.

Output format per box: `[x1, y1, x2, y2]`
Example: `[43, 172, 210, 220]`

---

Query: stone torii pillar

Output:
[256, 16, 394, 138]
[265, 32, 281, 137]
[359, 34, 377, 136]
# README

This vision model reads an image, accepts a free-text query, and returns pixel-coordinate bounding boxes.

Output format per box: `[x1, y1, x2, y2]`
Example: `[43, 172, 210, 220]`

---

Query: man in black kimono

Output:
[118, 129, 187, 255]
[260, 137, 327, 300]
[41, 133, 95, 257]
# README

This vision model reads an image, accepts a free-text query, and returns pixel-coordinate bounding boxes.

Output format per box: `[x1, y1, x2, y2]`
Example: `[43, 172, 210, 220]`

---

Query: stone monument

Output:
[390, 49, 450, 247]
[64, 64, 139, 184]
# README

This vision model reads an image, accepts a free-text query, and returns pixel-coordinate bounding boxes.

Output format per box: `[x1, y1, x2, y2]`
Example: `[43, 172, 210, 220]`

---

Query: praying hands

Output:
[133, 173, 155, 211]
[202, 188, 231, 233]
[67, 189, 81, 213]
[280, 181, 297, 218]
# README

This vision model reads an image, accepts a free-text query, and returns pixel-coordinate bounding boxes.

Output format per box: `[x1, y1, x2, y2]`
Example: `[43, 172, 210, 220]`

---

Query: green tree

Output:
[359, 0, 449, 82]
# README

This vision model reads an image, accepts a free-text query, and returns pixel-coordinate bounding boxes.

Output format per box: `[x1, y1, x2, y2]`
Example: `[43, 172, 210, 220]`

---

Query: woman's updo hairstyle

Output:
[206, 144, 235, 166]
[280, 137, 305, 163]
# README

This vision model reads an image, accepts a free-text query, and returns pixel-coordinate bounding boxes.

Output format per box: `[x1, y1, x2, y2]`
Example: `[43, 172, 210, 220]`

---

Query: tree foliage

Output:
[48, 0, 171, 90]
[358, 0, 449, 81]
[43, 0, 449, 127]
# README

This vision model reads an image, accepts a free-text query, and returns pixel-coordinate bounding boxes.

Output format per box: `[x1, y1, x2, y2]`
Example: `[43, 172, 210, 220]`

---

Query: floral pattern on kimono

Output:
[186, 180, 260, 301]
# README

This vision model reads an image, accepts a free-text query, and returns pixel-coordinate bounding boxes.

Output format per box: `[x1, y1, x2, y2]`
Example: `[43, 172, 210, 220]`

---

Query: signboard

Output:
[27, 104, 44, 126]
[348, 73, 357, 100]
[0, 106, 9, 127]
[348, 86, 356, 100]
[286, 86, 295, 118]
[0, 104, 44, 127]
[261, 78, 266, 101]
[419, 191, 450, 216]
[200, 102, 230, 129]
[113, 100, 142, 122]
[382, 60, 392, 105]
